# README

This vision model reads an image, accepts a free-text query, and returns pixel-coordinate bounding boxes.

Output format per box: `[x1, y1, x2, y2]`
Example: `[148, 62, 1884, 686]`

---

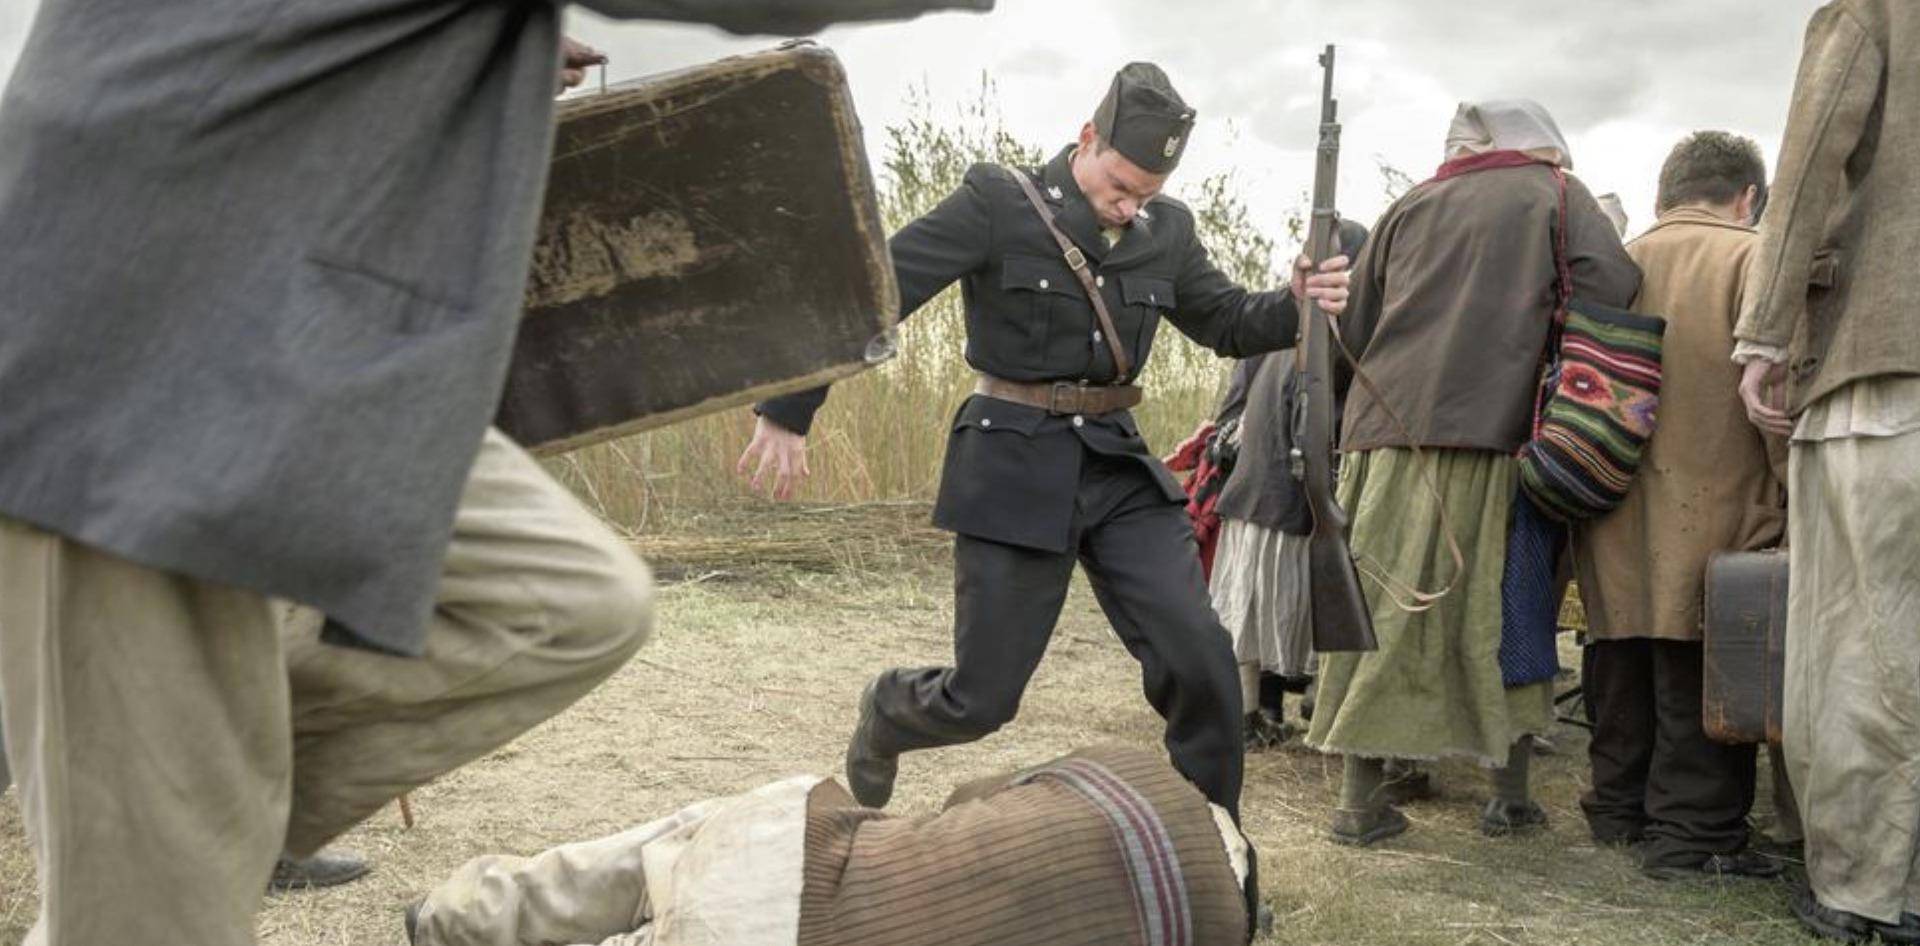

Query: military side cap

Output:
[1093, 62, 1196, 174]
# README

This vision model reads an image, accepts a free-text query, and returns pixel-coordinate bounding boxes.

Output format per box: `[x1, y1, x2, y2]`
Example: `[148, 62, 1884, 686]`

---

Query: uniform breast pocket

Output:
[1119, 274, 1177, 366]
[1001, 254, 1092, 371]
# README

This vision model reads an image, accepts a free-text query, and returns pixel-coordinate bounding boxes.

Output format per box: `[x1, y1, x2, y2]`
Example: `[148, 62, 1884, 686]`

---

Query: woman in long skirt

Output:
[1304, 100, 1640, 844]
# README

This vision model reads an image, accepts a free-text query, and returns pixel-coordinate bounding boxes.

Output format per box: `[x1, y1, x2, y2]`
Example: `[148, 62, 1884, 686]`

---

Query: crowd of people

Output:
[1196, 1, 1919, 941]
[0, 0, 1914, 944]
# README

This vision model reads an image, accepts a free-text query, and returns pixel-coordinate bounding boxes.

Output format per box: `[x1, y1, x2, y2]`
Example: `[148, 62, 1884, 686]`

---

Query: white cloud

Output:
[2, 0, 1827, 245]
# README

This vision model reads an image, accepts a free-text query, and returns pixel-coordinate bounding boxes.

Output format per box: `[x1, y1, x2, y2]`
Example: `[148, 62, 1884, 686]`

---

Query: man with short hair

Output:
[0, 2, 987, 944]
[1573, 130, 1784, 880]
[738, 63, 1351, 821]
[1735, 1, 1920, 940]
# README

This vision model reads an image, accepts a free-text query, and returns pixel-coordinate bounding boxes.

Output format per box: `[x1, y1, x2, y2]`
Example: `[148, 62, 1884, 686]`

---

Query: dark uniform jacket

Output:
[759, 146, 1300, 552]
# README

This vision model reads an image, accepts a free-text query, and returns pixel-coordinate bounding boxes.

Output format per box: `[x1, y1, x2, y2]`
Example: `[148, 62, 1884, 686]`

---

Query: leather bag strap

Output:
[1008, 168, 1134, 382]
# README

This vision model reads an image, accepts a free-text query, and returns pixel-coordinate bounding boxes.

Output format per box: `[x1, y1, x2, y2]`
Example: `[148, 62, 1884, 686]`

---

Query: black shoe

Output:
[1243, 711, 1297, 751]
[1642, 848, 1784, 881]
[1479, 799, 1548, 838]
[268, 848, 371, 892]
[845, 679, 899, 809]
[1329, 804, 1409, 847]
[1875, 913, 1920, 946]
[404, 901, 422, 945]
[1789, 883, 1873, 943]
[1380, 764, 1436, 806]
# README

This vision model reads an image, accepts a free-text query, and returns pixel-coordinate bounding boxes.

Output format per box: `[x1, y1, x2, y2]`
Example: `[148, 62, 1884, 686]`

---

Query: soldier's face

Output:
[1073, 124, 1169, 228]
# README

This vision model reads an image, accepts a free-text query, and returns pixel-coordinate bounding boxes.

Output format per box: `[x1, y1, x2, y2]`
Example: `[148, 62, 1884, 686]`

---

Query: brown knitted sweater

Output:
[797, 745, 1247, 946]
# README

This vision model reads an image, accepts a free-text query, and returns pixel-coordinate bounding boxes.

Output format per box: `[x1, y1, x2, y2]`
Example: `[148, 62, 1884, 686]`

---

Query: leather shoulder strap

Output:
[1005, 166, 1134, 382]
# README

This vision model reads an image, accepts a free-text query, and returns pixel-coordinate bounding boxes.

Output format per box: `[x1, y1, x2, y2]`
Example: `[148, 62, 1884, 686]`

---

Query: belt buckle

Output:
[1048, 381, 1085, 415]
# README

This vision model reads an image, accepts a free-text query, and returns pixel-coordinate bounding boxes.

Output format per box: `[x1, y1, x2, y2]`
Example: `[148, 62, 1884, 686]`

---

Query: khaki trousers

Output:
[416, 776, 820, 946]
[0, 428, 652, 946]
[1784, 424, 1920, 923]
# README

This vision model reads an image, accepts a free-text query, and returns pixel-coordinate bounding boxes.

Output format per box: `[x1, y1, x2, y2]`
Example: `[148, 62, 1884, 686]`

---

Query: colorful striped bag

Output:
[1516, 169, 1668, 522]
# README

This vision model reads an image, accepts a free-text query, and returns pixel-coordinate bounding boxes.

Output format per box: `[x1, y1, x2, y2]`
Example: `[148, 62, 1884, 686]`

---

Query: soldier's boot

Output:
[846, 677, 904, 809]
[268, 847, 371, 892]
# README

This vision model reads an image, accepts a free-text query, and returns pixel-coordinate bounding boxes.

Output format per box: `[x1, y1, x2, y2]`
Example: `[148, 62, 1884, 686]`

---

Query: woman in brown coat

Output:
[1304, 100, 1640, 844]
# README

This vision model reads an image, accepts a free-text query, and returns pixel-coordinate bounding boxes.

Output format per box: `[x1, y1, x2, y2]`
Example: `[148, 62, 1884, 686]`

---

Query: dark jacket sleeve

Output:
[571, 0, 992, 34]
[1563, 177, 1642, 308]
[1164, 219, 1299, 358]
[755, 166, 995, 435]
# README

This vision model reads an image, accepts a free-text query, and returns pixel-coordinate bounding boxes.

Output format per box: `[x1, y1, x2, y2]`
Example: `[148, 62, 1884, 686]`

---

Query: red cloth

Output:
[1430, 149, 1553, 183]
[1167, 422, 1227, 580]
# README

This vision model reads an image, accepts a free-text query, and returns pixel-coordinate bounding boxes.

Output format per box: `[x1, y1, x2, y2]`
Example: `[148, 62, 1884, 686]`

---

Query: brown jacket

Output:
[1339, 165, 1641, 452]
[1576, 210, 1787, 642]
[1737, 0, 1920, 409]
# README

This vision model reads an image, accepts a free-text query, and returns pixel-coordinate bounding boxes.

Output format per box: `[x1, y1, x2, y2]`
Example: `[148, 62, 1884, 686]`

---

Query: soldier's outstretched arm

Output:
[572, 0, 993, 35]
[1165, 229, 1348, 358]
[738, 168, 995, 500]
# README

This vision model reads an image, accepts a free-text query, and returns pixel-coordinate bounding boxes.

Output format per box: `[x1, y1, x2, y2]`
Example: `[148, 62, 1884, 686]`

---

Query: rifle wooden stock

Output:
[1297, 45, 1378, 654]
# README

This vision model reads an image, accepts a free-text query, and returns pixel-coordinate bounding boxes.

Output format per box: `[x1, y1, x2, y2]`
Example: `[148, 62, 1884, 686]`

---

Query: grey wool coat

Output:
[0, 0, 987, 655]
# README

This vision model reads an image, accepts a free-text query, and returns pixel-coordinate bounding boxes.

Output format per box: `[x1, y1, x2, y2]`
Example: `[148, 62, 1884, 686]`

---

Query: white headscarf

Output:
[1444, 99, 1574, 169]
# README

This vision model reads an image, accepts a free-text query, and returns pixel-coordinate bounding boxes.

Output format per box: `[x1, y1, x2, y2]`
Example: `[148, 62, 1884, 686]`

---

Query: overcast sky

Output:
[3, 1, 1825, 248]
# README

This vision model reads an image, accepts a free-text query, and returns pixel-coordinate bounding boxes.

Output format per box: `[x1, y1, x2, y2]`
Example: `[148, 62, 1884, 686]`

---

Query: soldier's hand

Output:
[1292, 254, 1351, 316]
[559, 37, 607, 93]
[737, 414, 811, 501]
[1738, 358, 1794, 438]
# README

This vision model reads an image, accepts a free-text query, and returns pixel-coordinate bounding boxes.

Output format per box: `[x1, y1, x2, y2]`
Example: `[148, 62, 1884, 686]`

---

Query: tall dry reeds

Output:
[549, 78, 1292, 534]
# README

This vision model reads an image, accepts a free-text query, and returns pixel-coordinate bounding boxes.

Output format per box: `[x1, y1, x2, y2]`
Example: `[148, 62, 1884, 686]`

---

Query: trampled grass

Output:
[0, 504, 1818, 946]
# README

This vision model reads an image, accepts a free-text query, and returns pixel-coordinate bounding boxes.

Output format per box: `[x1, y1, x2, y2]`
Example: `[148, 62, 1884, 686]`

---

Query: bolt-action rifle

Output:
[1291, 45, 1377, 654]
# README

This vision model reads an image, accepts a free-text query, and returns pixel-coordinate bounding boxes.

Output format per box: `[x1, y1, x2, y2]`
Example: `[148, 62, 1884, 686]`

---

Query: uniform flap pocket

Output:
[1001, 254, 1083, 298]
[953, 395, 1048, 436]
[1121, 274, 1176, 309]
[1809, 250, 1842, 289]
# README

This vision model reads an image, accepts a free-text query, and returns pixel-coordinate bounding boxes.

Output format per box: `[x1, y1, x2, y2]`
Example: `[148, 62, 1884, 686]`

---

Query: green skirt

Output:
[1304, 448, 1553, 765]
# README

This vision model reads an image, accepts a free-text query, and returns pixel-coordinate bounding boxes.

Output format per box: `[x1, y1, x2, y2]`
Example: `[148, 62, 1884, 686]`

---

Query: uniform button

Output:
[1038, 278, 1051, 290]
[980, 418, 992, 428]
[1072, 416, 1085, 428]
[1093, 330, 1103, 343]
[1096, 275, 1106, 288]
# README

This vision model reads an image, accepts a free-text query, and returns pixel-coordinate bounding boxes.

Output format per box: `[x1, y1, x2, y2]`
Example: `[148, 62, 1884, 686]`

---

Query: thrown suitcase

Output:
[497, 43, 899, 454]
[1702, 549, 1789, 745]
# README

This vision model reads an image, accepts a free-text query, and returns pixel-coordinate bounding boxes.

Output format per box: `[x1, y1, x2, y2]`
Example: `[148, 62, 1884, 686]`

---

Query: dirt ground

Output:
[0, 503, 1818, 945]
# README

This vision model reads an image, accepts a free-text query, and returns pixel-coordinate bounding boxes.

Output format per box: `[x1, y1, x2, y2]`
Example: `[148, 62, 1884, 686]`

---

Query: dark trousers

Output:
[1581, 639, 1756, 865]
[870, 452, 1245, 815]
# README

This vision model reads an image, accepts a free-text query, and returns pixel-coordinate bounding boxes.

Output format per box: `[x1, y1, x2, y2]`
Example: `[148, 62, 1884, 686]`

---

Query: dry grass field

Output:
[0, 503, 1817, 945]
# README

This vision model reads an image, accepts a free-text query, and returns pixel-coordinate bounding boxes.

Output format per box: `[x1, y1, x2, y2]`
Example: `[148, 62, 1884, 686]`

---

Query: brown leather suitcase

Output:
[496, 43, 899, 454]
[1702, 549, 1789, 745]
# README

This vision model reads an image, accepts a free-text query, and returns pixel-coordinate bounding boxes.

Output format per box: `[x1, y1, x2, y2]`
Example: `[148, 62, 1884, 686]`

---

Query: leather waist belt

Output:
[974, 375, 1143, 416]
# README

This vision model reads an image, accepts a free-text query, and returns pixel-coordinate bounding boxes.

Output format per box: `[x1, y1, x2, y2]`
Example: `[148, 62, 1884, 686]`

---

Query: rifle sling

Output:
[1008, 168, 1134, 383]
[1319, 301, 1466, 613]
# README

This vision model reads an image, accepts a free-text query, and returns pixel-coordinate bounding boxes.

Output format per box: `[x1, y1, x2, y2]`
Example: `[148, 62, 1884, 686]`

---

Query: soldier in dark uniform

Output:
[737, 63, 1350, 818]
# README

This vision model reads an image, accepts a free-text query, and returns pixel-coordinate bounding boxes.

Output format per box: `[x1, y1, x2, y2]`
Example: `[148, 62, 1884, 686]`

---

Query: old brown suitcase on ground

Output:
[1702, 549, 1789, 745]
[496, 44, 899, 454]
